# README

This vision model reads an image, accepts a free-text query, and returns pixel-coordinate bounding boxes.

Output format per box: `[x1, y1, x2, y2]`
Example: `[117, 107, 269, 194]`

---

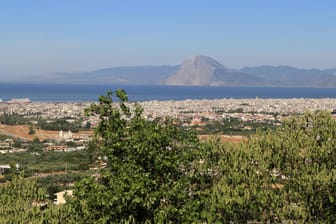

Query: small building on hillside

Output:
[59, 130, 73, 141]
[332, 109, 336, 117]
[0, 164, 11, 175]
[45, 145, 67, 152]
[54, 190, 73, 205]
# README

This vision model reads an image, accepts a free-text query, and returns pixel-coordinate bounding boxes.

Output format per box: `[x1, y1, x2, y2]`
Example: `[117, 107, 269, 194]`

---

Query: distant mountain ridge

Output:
[32, 55, 336, 87]
[41, 65, 178, 85]
[239, 65, 335, 87]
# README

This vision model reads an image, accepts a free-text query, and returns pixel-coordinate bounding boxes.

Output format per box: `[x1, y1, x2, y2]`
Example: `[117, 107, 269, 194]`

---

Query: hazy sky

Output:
[1, 0, 335, 79]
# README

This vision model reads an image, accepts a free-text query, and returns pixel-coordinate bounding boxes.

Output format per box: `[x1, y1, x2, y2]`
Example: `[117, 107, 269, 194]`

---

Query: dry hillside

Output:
[0, 124, 93, 141]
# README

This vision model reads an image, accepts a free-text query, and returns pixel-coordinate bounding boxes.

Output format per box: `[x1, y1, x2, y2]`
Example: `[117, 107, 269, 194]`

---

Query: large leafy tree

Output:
[69, 90, 201, 223]
[249, 111, 336, 222]
[196, 139, 284, 223]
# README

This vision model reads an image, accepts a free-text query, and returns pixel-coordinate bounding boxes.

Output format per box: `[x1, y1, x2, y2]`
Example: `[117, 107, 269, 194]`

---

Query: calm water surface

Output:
[0, 84, 335, 102]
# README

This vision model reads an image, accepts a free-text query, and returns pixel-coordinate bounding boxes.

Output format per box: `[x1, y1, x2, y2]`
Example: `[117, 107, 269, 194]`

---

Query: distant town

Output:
[1, 97, 336, 126]
[1, 97, 336, 156]
[1, 97, 336, 141]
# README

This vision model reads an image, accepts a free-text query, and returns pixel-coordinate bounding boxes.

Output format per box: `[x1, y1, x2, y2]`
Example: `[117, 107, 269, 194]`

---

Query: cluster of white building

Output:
[0, 98, 336, 128]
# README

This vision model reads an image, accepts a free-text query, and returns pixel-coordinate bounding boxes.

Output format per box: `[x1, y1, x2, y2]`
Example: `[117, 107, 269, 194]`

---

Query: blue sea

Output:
[0, 84, 335, 102]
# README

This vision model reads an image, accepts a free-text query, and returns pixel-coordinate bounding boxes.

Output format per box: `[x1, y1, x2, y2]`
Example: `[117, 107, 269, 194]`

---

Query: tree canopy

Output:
[1, 90, 336, 223]
[70, 90, 201, 223]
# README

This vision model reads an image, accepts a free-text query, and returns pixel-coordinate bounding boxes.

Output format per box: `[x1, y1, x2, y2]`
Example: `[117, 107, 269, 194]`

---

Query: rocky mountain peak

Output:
[186, 55, 227, 69]
[165, 55, 227, 86]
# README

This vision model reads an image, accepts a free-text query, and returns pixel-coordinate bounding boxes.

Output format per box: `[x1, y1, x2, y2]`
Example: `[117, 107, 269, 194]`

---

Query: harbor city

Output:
[1, 97, 336, 129]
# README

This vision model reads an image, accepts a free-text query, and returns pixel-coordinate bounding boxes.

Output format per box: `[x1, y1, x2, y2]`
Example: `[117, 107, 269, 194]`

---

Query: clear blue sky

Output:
[1, 0, 335, 79]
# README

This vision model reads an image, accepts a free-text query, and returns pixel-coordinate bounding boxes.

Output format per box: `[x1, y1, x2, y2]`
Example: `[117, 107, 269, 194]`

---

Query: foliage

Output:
[28, 138, 43, 152]
[13, 138, 22, 148]
[0, 175, 72, 223]
[68, 91, 336, 223]
[0, 112, 85, 132]
[0, 134, 12, 141]
[28, 125, 36, 135]
[69, 90, 201, 223]
[0, 150, 92, 178]
[2, 90, 336, 223]
[37, 118, 81, 132]
[0, 113, 29, 125]
[199, 117, 276, 135]
[37, 172, 90, 200]
[248, 111, 336, 222]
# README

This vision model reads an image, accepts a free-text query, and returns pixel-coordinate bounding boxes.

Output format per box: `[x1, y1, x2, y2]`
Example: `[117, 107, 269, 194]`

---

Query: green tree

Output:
[249, 111, 336, 222]
[13, 138, 22, 148]
[28, 125, 36, 135]
[0, 175, 72, 223]
[28, 137, 43, 152]
[69, 90, 201, 223]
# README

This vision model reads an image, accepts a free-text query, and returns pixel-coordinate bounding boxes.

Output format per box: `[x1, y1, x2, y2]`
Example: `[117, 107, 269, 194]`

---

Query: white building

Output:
[59, 130, 73, 140]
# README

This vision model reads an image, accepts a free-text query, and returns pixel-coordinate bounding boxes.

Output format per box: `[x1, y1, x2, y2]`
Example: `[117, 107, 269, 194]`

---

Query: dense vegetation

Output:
[0, 113, 28, 125]
[1, 90, 336, 223]
[0, 176, 70, 223]
[198, 117, 276, 135]
[37, 118, 84, 132]
[1, 150, 92, 179]
[0, 113, 87, 132]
